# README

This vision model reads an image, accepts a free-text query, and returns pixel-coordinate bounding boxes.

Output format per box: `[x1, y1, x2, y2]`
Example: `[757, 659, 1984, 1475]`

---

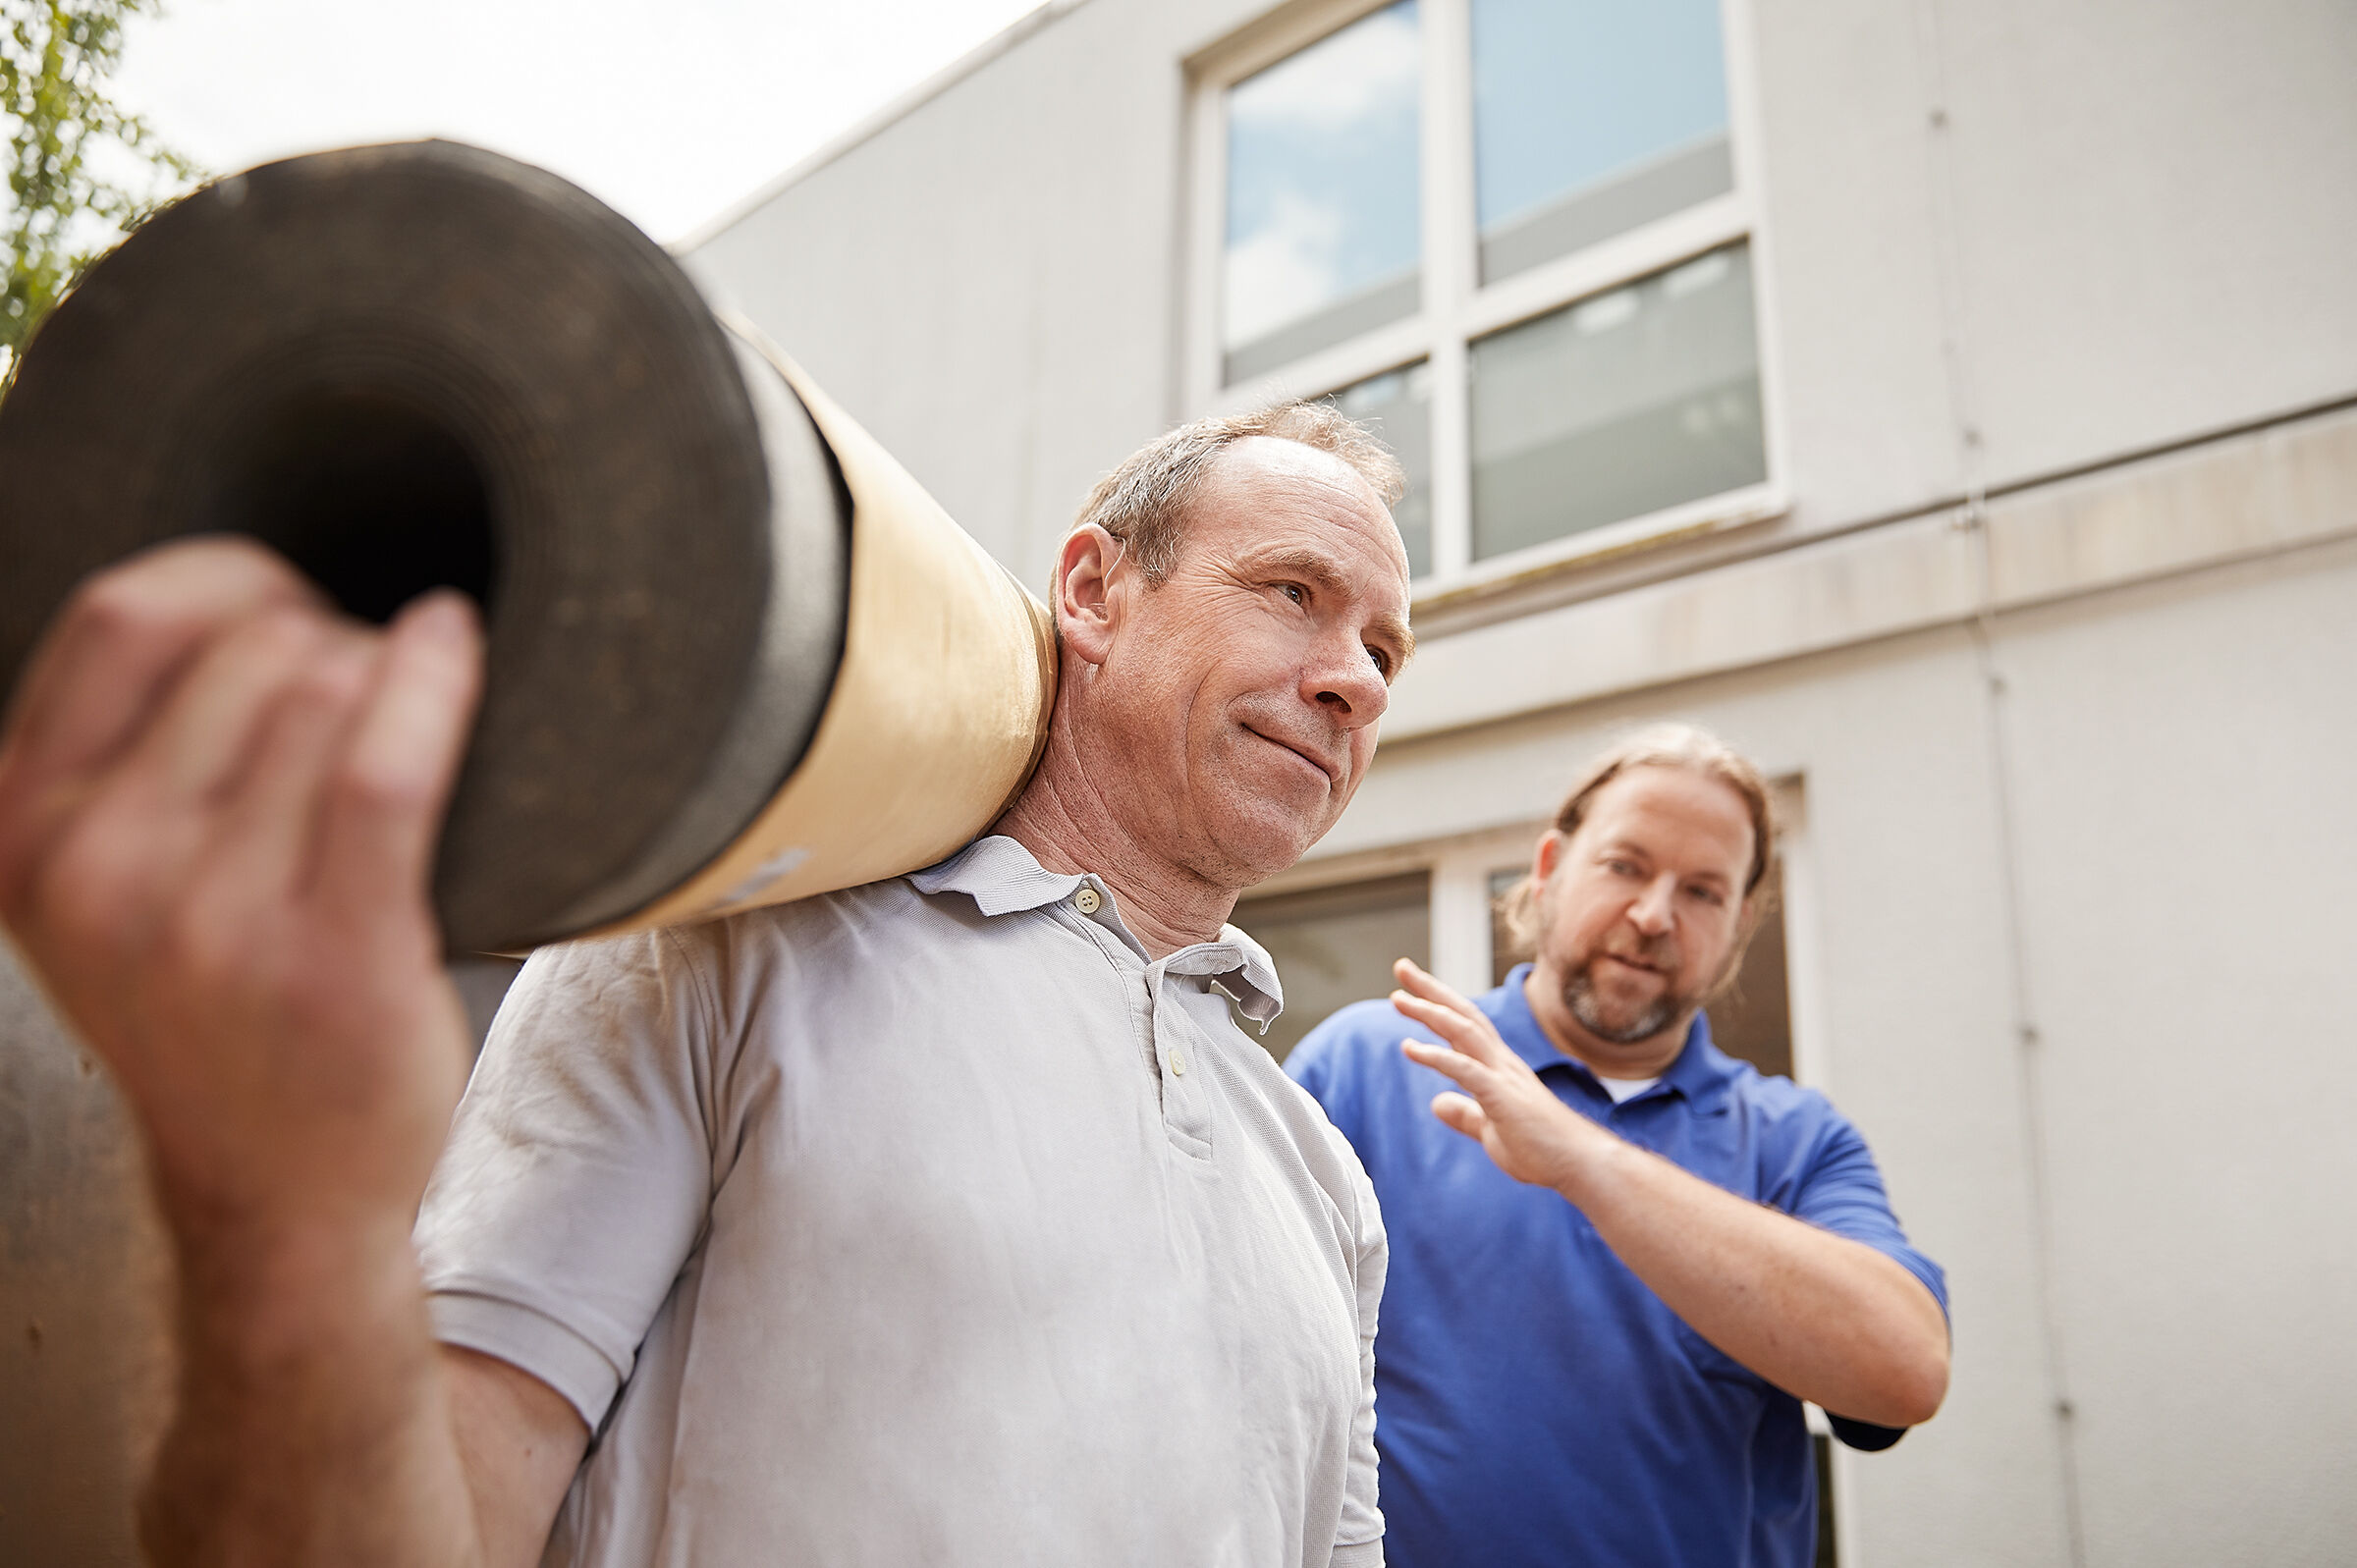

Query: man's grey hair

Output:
[1059, 401, 1407, 591]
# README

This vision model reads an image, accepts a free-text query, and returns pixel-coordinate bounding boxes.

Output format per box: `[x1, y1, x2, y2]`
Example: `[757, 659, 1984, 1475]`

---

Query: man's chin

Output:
[1564, 978, 1686, 1046]
[1199, 804, 1329, 886]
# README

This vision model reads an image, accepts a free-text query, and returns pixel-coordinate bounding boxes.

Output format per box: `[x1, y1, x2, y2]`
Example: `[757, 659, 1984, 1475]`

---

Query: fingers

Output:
[0, 608, 354, 951]
[1392, 989, 1516, 1082]
[1392, 956, 1482, 1020]
[108, 609, 349, 805]
[200, 628, 383, 903]
[308, 591, 483, 918]
[0, 539, 320, 804]
[1401, 1036, 1490, 1094]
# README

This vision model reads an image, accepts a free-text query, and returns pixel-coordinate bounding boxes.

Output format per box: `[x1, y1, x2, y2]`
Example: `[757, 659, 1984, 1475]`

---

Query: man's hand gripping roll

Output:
[0, 537, 511, 1565]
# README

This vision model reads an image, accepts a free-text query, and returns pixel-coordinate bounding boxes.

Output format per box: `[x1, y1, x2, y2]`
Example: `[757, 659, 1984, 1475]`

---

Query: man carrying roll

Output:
[0, 404, 1414, 1566]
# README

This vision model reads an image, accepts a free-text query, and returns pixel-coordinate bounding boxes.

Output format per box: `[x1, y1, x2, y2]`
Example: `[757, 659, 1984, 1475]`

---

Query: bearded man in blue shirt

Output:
[1287, 724, 1949, 1568]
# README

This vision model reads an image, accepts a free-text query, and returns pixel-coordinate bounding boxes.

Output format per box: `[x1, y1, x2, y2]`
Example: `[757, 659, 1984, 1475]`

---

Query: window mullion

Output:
[1420, 0, 1476, 580]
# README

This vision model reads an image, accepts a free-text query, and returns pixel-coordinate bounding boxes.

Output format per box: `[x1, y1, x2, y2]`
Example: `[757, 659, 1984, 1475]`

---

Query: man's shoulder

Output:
[1286, 996, 1451, 1130]
[1703, 1049, 1880, 1165]
[1309, 994, 1414, 1045]
[668, 873, 970, 960]
[1288, 996, 1417, 1073]
[1716, 1051, 1841, 1117]
[521, 873, 986, 1025]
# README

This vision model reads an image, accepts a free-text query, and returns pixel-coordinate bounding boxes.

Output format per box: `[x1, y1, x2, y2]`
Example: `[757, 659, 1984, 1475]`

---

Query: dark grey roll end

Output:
[0, 141, 849, 952]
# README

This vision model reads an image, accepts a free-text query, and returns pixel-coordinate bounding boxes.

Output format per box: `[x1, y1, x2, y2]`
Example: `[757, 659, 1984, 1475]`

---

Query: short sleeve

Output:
[1788, 1111, 1949, 1451]
[414, 927, 727, 1431]
[1788, 1114, 1948, 1321]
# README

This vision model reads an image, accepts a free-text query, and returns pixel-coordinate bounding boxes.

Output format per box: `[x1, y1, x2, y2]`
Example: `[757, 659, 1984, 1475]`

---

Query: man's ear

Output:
[1052, 524, 1124, 667]
[1532, 829, 1565, 884]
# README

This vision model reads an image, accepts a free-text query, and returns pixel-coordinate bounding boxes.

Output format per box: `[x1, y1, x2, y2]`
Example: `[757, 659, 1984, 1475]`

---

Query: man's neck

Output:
[993, 734, 1237, 959]
[1520, 966, 1694, 1080]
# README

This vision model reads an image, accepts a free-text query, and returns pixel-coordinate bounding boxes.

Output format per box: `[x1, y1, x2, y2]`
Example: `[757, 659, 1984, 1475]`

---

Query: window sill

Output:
[1410, 480, 1788, 621]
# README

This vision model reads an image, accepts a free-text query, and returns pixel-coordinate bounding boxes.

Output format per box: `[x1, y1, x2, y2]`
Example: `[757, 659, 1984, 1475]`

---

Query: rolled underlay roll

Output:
[0, 141, 1057, 954]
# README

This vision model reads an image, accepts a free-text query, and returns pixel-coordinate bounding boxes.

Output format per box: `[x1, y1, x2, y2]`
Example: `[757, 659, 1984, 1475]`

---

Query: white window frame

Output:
[1237, 822, 1545, 998]
[1184, 0, 1789, 605]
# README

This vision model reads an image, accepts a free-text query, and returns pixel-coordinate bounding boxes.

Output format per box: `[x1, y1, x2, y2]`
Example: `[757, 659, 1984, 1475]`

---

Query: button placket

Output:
[1141, 957, 1216, 1158]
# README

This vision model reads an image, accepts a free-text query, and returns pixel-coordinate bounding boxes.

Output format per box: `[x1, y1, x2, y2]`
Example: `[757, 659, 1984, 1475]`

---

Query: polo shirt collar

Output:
[908, 836, 1286, 1025]
[1490, 963, 1742, 1110]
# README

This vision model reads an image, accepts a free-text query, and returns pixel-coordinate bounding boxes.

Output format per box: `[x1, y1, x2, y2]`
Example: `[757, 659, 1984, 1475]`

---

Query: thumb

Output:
[1431, 1091, 1489, 1142]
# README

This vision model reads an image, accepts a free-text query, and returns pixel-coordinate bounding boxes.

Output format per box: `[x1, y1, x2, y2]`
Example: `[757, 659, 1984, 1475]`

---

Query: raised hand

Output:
[0, 536, 482, 1239]
[1389, 956, 1615, 1193]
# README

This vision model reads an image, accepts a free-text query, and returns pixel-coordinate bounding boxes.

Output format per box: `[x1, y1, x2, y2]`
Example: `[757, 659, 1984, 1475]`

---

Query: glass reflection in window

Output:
[1327, 360, 1434, 577]
[1224, 0, 1422, 385]
[1232, 872, 1431, 1063]
[1470, 243, 1764, 561]
[1471, 0, 1731, 284]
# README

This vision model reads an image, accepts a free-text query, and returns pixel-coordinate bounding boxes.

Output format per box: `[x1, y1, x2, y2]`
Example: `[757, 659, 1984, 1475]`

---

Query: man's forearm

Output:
[141, 1214, 483, 1568]
[1561, 1138, 1948, 1427]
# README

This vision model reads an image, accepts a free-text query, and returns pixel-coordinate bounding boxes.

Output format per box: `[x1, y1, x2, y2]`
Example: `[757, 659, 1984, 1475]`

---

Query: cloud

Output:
[1229, 3, 1418, 137]
[1224, 189, 1345, 346]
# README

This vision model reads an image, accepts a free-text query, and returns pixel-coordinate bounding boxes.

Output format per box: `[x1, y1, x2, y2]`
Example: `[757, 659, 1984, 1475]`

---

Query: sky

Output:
[110, 0, 1047, 243]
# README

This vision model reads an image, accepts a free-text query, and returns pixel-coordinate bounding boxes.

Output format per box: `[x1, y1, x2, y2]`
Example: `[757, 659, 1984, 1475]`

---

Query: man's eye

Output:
[1686, 885, 1726, 907]
[1365, 646, 1391, 676]
[1280, 583, 1306, 605]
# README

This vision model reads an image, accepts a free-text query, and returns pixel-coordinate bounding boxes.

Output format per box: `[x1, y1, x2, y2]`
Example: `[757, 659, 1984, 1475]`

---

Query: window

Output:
[1223, 0, 1422, 384]
[1330, 358, 1435, 574]
[1470, 0, 1733, 285]
[1193, 0, 1777, 591]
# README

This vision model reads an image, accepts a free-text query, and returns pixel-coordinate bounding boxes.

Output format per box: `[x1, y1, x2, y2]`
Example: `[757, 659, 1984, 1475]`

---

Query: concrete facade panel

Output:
[1993, 540, 2357, 1566]
[1744, 0, 1965, 528]
[1934, 0, 2357, 484]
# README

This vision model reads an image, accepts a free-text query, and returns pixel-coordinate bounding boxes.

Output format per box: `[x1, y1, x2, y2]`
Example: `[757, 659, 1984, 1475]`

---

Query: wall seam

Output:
[1910, 1, 2090, 1562]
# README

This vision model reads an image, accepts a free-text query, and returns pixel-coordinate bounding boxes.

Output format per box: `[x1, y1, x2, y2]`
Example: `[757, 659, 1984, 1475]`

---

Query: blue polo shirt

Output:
[1287, 966, 1947, 1568]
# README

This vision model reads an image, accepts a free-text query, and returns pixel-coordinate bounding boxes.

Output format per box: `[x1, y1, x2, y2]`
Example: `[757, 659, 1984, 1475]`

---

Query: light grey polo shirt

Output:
[415, 835, 1387, 1567]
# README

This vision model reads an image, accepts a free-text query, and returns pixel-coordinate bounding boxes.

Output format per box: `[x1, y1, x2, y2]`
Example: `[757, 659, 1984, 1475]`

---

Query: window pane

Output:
[1224, 1, 1421, 384]
[1469, 242, 1764, 561]
[1233, 872, 1430, 1062]
[1471, 0, 1731, 284]
[1703, 856, 1792, 1079]
[1327, 361, 1433, 577]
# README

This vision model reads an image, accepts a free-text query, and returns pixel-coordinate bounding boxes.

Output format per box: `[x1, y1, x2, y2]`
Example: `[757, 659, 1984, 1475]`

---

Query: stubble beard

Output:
[1560, 960, 1688, 1045]
[1539, 901, 1703, 1047]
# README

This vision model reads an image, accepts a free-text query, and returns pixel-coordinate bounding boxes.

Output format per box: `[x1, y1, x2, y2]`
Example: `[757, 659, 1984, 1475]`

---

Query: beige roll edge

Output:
[594, 329, 1059, 937]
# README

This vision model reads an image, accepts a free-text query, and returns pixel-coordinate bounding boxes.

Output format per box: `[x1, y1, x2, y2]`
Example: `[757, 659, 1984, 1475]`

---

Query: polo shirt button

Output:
[1169, 1048, 1186, 1077]
[1074, 887, 1102, 915]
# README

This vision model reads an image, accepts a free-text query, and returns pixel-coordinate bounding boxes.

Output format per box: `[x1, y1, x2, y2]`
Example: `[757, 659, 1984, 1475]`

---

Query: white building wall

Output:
[687, 3, 2357, 1563]
[1996, 540, 2357, 1566]
[687, 0, 1270, 585]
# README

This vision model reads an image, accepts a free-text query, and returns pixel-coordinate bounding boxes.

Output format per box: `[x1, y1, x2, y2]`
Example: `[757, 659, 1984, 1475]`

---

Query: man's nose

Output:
[1308, 641, 1391, 729]
[1629, 876, 1677, 934]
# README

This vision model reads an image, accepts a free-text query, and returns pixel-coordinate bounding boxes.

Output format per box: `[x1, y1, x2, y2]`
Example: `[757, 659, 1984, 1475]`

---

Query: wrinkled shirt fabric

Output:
[416, 836, 1387, 1567]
